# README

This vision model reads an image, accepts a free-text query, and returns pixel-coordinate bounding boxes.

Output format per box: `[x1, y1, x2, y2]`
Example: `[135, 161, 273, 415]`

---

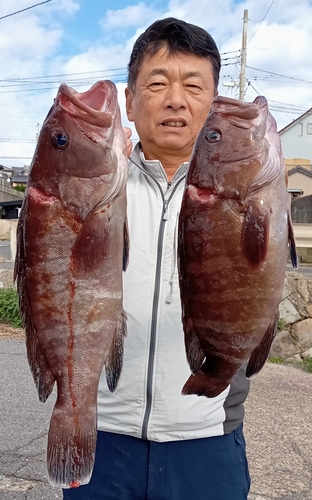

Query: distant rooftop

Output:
[12, 174, 28, 184]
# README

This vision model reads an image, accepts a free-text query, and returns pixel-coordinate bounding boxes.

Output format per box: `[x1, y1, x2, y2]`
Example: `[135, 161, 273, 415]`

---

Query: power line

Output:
[0, 57, 234, 87]
[245, 67, 308, 112]
[0, 68, 127, 82]
[248, 0, 276, 43]
[269, 99, 307, 111]
[0, 156, 33, 160]
[246, 66, 312, 85]
[220, 50, 241, 56]
[0, 139, 36, 143]
[0, 1, 51, 21]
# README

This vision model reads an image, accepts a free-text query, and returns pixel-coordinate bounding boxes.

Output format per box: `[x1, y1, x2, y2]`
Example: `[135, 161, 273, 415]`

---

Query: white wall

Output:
[280, 114, 312, 163]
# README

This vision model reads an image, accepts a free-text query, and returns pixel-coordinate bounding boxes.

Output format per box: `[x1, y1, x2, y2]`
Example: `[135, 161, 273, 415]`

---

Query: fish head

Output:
[28, 81, 128, 216]
[187, 95, 280, 201]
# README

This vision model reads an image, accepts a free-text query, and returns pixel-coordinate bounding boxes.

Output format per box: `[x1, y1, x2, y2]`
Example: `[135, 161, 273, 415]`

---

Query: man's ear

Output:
[125, 87, 134, 122]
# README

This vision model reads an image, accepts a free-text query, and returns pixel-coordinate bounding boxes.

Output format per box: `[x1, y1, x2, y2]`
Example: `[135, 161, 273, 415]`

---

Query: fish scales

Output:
[14, 80, 129, 488]
[178, 95, 297, 399]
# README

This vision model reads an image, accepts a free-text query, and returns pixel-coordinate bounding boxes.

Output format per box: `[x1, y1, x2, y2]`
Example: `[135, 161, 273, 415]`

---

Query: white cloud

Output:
[103, 2, 162, 29]
[62, 44, 130, 75]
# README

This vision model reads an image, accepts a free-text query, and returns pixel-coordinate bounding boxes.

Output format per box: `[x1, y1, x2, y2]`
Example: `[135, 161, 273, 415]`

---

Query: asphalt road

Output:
[245, 363, 312, 500]
[286, 264, 312, 277]
[0, 241, 11, 261]
[0, 339, 61, 500]
[1, 337, 312, 499]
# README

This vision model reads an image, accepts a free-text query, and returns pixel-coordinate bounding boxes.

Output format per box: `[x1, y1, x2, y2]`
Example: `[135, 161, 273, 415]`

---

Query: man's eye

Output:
[186, 84, 202, 92]
[150, 82, 165, 87]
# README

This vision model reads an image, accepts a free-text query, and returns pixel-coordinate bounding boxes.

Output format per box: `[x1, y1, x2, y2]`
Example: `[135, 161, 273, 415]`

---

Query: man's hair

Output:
[127, 18, 221, 92]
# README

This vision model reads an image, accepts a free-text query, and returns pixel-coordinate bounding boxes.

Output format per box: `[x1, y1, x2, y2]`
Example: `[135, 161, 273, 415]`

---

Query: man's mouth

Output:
[161, 121, 186, 127]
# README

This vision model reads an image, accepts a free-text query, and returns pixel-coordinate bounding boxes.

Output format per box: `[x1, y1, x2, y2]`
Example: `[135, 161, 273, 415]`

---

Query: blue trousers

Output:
[63, 424, 250, 500]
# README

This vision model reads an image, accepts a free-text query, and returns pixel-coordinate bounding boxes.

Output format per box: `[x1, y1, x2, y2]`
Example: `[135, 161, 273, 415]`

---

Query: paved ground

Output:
[245, 362, 312, 500]
[1, 332, 312, 499]
[0, 338, 61, 500]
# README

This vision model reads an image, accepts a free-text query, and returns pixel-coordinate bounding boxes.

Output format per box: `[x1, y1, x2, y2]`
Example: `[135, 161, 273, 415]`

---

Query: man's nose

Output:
[164, 83, 187, 109]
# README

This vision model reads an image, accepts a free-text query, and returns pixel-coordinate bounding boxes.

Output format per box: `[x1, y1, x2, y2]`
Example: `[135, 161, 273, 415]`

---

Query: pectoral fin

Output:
[70, 211, 109, 277]
[241, 200, 270, 269]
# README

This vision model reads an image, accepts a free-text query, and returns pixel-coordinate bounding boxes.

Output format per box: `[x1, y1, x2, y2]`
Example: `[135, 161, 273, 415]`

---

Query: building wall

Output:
[284, 158, 311, 171]
[287, 172, 312, 196]
[280, 113, 312, 163]
[291, 195, 312, 223]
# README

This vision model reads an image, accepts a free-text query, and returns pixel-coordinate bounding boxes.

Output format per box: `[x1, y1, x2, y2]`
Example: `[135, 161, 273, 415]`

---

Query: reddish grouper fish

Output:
[178, 95, 297, 398]
[14, 80, 129, 488]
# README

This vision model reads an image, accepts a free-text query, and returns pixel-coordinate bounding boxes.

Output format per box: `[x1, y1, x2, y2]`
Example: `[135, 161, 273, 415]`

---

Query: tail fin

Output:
[47, 406, 97, 489]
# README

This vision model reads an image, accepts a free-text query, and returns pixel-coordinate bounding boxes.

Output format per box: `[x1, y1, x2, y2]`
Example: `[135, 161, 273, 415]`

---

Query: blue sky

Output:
[0, 0, 311, 167]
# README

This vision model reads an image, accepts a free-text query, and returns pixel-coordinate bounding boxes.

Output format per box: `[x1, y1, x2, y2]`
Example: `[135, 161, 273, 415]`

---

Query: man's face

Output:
[125, 47, 217, 162]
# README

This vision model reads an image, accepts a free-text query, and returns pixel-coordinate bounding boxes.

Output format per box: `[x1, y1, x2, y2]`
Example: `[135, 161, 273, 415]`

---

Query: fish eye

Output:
[207, 130, 221, 142]
[51, 132, 69, 149]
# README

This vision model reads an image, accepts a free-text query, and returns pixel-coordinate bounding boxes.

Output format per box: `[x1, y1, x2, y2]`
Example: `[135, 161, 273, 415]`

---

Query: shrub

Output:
[0, 288, 23, 328]
[277, 318, 286, 330]
[14, 185, 26, 193]
[268, 357, 285, 364]
[302, 357, 312, 373]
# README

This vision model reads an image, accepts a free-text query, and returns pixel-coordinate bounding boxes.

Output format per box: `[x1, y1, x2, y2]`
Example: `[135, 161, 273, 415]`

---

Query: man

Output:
[64, 17, 250, 500]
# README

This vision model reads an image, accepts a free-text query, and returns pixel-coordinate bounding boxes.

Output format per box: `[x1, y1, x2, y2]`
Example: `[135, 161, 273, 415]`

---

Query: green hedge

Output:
[0, 288, 23, 328]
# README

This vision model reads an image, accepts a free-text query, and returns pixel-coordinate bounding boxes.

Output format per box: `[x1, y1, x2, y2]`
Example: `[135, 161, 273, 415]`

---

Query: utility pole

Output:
[239, 9, 248, 101]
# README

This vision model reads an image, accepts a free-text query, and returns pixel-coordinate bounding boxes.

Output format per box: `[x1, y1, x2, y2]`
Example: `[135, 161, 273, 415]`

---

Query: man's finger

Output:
[123, 127, 133, 157]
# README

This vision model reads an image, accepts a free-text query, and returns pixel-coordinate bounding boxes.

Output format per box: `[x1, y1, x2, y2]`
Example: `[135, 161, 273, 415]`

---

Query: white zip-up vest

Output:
[97, 144, 250, 441]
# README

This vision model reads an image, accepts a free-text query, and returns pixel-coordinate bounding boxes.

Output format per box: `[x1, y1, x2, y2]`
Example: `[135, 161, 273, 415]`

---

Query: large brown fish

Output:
[14, 80, 129, 488]
[178, 95, 297, 398]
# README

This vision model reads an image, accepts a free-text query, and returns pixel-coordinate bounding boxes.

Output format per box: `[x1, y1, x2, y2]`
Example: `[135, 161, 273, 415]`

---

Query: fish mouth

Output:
[56, 81, 116, 132]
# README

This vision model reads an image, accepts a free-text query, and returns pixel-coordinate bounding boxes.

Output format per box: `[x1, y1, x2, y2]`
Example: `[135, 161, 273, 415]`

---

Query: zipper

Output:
[129, 157, 185, 439]
[165, 211, 179, 304]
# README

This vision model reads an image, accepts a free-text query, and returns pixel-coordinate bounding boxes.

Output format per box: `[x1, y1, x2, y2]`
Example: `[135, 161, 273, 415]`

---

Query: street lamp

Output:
[0, 172, 11, 186]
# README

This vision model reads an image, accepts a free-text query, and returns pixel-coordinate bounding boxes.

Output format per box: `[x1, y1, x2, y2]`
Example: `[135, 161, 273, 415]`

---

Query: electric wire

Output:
[0, 1, 51, 21]
[248, 0, 276, 43]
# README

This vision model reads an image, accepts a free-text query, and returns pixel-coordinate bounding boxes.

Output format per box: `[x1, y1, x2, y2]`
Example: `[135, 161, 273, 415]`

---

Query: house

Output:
[11, 165, 29, 189]
[279, 107, 312, 169]
[0, 180, 24, 219]
[287, 168, 312, 263]
[287, 166, 312, 197]
[11, 174, 28, 189]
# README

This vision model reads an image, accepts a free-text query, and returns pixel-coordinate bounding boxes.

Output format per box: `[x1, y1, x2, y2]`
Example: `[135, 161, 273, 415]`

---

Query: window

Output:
[307, 123, 312, 135]
[299, 123, 303, 136]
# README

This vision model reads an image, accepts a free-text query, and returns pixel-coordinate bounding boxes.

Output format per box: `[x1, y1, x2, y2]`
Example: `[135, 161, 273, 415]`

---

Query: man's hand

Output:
[123, 127, 133, 157]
